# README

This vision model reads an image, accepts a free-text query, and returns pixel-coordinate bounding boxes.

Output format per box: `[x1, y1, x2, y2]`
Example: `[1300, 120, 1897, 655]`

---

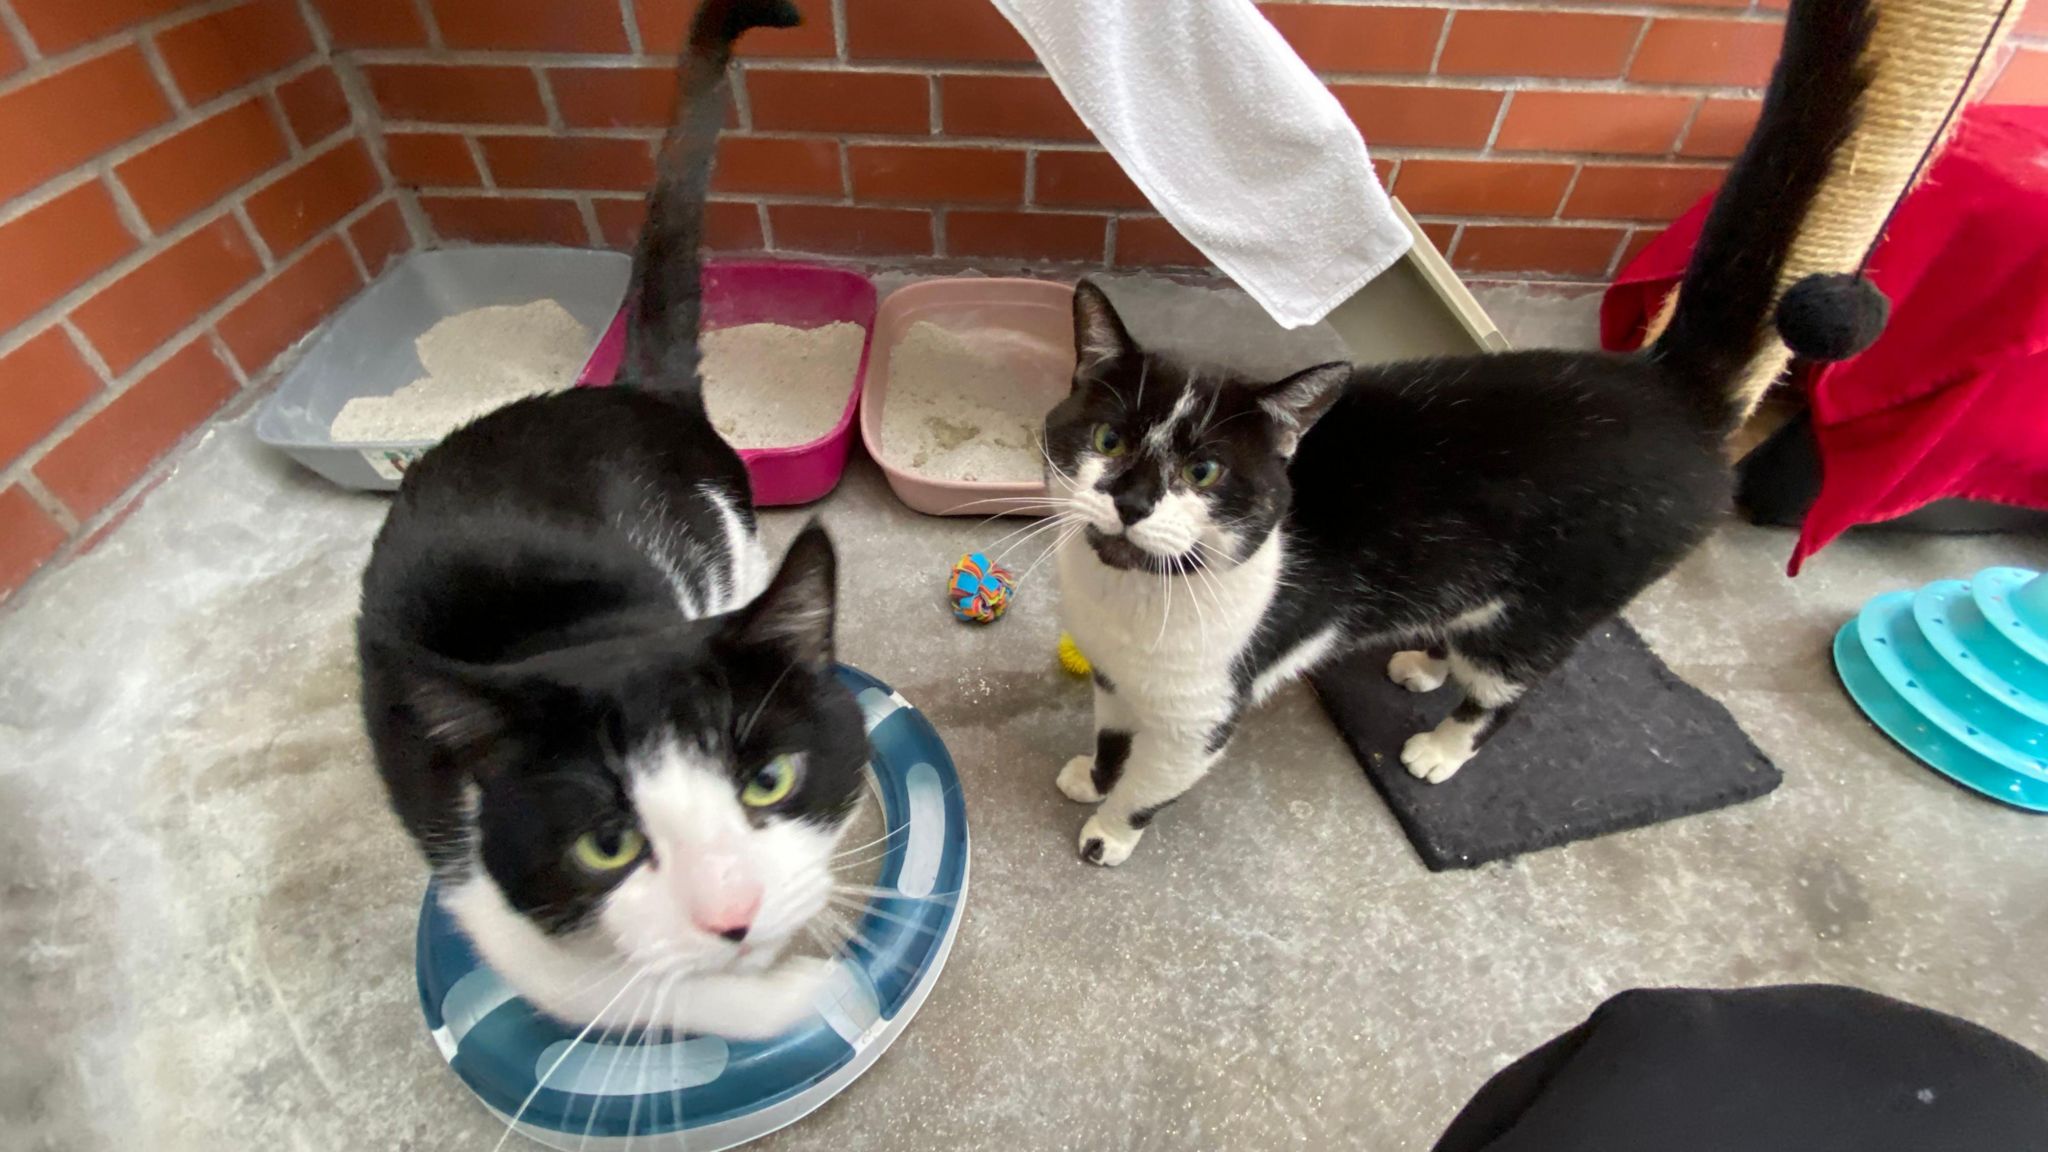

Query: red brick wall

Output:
[3, 0, 2045, 601]
[343, 0, 2047, 280]
[0, 0, 413, 600]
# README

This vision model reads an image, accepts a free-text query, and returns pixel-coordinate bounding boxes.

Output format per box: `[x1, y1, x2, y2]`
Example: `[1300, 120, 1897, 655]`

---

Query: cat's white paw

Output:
[1388, 649, 1449, 693]
[1401, 727, 1473, 784]
[735, 957, 834, 1039]
[1057, 755, 1104, 803]
[1078, 814, 1142, 866]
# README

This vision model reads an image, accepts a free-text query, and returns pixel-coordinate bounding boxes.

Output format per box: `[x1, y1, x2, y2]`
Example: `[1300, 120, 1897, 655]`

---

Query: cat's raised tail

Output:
[622, 0, 802, 395]
[1647, 0, 1874, 432]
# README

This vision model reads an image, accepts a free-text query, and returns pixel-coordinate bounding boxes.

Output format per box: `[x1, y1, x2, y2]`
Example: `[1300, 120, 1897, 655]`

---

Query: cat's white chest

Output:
[1055, 533, 1281, 701]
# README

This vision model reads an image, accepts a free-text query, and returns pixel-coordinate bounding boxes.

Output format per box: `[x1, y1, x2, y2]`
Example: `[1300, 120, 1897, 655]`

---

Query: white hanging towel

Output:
[990, 0, 1410, 329]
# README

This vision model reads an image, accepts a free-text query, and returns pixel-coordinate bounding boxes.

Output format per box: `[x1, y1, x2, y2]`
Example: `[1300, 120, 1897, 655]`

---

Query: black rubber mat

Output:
[1309, 620, 1780, 871]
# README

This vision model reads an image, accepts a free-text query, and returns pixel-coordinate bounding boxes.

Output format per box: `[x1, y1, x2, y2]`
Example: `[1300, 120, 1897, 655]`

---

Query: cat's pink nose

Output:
[692, 887, 761, 942]
[680, 848, 763, 942]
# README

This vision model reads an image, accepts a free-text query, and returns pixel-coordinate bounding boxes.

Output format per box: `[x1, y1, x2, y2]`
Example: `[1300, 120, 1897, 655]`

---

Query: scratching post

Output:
[1642, 0, 2023, 425]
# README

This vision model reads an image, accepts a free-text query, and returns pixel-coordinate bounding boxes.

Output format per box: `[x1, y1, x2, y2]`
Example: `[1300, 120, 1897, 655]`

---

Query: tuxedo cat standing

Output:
[355, 0, 865, 1039]
[1047, 0, 1873, 865]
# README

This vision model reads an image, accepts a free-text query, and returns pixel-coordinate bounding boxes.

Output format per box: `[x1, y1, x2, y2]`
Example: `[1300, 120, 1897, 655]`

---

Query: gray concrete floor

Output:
[4, 281, 2047, 1152]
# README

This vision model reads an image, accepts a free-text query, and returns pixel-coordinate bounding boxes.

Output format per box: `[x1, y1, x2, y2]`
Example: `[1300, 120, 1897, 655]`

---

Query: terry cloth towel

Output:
[990, 0, 1410, 329]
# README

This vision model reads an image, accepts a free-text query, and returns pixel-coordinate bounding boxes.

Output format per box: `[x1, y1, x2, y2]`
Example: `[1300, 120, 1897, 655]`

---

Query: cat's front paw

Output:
[731, 957, 833, 1039]
[1078, 813, 1142, 866]
[1057, 755, 1104, 803]
[1388, 650, 1448, 693]
[1400, 728, 1472, 784]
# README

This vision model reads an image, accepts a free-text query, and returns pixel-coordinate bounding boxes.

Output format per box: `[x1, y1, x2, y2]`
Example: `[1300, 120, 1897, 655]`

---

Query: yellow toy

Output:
[1057, 633, 1092, 679]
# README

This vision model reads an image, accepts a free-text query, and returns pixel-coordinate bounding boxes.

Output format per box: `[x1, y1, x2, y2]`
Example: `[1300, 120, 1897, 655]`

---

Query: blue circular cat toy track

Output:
[415, 666, 969, 1150]
[1835, 566, 2048, 812]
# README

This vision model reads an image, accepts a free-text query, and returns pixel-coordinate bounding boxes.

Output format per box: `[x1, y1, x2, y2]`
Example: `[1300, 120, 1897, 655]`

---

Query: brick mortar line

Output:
[830, 0, 849, 60]
[464, 136, 498, 188]
[292, 0, 332, 54]
[207, 329, 251, 388]
[575, 193, 605, 246]
[1555, 162, 1587, 215]
[0, 0, 259, 95]
[1, 49, 340, 233]
[0, 128, 372, 364]
[15, 474, 78, 534]
[413, 185, 1161, 218]
[1669, 95, 1710, 154]
[324, 56, 421, 250]
[730, 68, 755, 131]
[410, 0, 445, 50]
[1428, 9, 1456, 72]
[353, 62, 1771, 97]
[1603, 226, 1645, 280]
[0, 3, 36, 64]
[618, 0, 645, 56]
[1410, 210, 1669, 227]
[58, 318, 117, 386]
[383, 122, 1742, 167]
[271, 85, 315, 154]
[0, 192, 391, 497]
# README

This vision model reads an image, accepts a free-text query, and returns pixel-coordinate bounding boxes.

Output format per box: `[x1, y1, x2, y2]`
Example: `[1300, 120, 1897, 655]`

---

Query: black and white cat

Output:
[1046, 0, 1872, 866]
[356, 0, 866, 1039]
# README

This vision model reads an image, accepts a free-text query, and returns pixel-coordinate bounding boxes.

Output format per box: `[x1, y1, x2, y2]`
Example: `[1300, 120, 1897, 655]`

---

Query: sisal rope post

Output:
[1642, 0, 2022, 427]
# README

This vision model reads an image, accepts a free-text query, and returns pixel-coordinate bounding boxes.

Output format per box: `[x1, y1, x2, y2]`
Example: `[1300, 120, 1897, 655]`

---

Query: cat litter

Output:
[328, 299, 593, 442]
[878, 320, 1061, 483]
[701, 321, 866, 449]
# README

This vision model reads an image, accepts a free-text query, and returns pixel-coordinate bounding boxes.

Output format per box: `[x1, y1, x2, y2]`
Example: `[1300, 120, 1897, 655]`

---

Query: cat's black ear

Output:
[400, 655, 517, 768]
[1255, 362, 1349, 455]
[736, 521, 837, 669]
[1072, 279, 1136, 378]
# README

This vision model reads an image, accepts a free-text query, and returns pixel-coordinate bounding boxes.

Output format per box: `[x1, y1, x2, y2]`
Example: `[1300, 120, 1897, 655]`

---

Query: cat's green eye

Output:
[1183, 459, 1224, 488]
[1092, 424, 1127, 457]
[742, 754, 801, 808]
[571, 827, 645, 873]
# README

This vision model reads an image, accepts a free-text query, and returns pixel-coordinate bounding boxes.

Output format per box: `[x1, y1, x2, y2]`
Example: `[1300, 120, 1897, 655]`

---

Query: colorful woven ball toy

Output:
[949, 552, 1015, 623]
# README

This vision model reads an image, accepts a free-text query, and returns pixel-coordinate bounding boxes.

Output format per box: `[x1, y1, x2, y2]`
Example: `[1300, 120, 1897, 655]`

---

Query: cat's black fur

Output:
[356, 0, 866, 933]
[1046, 0, 1873, 858]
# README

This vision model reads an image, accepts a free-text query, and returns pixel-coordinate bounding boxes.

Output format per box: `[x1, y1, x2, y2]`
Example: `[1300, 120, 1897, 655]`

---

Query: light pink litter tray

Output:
[578, 260, 877, 507]
[859, 277, 1077, 517]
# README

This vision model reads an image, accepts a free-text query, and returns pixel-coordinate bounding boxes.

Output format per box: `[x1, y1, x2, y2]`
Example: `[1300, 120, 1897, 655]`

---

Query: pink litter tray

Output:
[578, 260, 876, 506]
[860, 277, 1077, 517]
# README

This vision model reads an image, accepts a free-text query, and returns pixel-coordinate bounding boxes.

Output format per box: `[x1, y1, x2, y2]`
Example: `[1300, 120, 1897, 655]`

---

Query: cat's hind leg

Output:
[1400, 620, 1571, 783]
[1387, 644, 1449, 693]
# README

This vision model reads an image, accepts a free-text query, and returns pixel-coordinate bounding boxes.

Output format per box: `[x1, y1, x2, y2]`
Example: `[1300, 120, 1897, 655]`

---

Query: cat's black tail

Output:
[621, 0, 800, 394]
[1647, 0, 1874, 430]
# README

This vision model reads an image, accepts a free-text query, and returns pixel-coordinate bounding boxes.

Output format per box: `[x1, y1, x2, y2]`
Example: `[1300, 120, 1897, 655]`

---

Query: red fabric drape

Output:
[1601, 105, 2048, 574]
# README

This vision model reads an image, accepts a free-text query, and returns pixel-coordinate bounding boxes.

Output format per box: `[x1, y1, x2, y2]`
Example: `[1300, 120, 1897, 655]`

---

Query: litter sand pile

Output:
[328, 300, 592, 443]
[701, 321, 865, 449]
[879, 321, 1063, 483]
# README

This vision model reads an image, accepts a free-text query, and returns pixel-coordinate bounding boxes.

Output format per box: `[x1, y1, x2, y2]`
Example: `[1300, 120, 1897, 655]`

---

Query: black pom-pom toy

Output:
[1774, 272, 1890, 362]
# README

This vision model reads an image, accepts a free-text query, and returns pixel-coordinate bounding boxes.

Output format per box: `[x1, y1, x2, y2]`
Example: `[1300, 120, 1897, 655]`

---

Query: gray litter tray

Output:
[254, 247, 628, 490]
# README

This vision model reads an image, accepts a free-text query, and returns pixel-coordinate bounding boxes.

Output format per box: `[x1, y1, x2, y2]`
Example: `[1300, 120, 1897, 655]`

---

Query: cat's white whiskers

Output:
[831, 883, 961, 904]
[578, 977, 660, 1151]
[493, 967, 652, 1152]
[831, 822, 910, 860]
[824, 893, 945, 937]
[1016, 522, 1086, 587]
[623, 970, 683, 1151]
[987, 511, 1080, 560]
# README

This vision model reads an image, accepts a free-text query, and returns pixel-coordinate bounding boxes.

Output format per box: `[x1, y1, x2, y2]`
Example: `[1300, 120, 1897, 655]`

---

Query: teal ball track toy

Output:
[1834, 566, 2048, 811]
[415, 665, 969, 1150]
